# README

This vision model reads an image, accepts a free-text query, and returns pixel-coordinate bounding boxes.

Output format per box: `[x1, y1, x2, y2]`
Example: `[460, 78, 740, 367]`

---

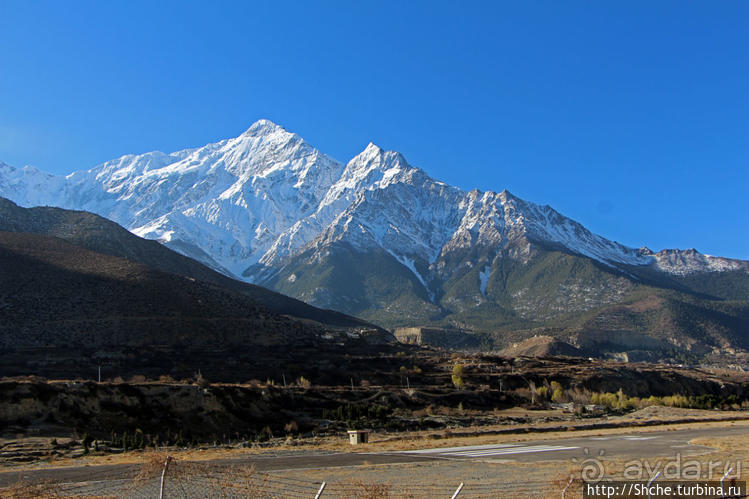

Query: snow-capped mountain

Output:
[2, 120, 348, 276]
[2, 119, 748, 339]
[1, 120, 743, 278]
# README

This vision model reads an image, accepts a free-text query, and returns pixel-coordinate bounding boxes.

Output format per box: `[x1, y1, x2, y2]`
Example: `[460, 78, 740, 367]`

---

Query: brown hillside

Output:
[499, 335, 584, 358]
[0, 197, 373, 329]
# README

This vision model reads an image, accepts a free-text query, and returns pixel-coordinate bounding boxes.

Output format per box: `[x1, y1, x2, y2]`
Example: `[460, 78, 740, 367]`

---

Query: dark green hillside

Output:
[266, 243, 443, 325]
[261, 238, 749, 361]
[672, 271, 749, 301]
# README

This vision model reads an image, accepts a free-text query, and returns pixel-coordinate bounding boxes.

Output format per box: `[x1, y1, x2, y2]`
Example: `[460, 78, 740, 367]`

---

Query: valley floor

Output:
[2, 412, 748, 498]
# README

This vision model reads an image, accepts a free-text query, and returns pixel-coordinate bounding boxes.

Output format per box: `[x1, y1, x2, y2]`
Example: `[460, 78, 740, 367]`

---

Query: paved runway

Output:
[382, 426, 735, 463]
[1, 424, 745, 488]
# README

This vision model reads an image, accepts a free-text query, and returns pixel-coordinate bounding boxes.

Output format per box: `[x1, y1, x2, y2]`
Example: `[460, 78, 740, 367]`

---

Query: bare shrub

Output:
[261, 426, 273, 440]
[284, 420, 299, 434]
[195, 371, 210, 388]
[546, 468, 583, 499]
[567, 387, 592, 405]
[131, 452, 227, 495]
[352, 481, 392, 498]
[529, 380, 537, 403]
[412, 408, 428, 418]
[513, 387, 531, 400]
[211, 465, 269, 497]
[1, 479, 62, 498]
[131, 450, 171, 488]
[296, 376, 311, 388]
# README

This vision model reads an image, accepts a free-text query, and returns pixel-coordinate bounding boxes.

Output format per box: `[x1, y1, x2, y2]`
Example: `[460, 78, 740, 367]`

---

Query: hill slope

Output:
[0, 197, 373, 329]
[0, 231, 392, 380]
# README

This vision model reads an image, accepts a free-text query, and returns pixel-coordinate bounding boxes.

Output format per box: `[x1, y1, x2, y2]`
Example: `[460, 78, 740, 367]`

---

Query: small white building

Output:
[347, 430, 370, 445]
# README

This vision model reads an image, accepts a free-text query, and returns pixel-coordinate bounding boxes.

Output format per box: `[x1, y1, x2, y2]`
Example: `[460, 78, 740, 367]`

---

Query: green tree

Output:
[452, 364, 465, 389]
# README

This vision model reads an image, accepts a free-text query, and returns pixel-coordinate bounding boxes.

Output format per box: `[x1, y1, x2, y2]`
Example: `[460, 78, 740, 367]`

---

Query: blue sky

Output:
[1, 1, 747, 258]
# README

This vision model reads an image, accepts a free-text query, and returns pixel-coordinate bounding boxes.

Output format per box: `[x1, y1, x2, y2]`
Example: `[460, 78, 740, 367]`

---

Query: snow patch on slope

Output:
[385, 249, 434, 301]
[479, 265, 491, 297]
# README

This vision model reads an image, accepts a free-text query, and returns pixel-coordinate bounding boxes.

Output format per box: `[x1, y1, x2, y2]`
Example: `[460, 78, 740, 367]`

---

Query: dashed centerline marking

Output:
[442, 445, 579, 457]
[403, 443, 520, 454]
[591, 435, 657, 441]
[399, 443, 579, 458]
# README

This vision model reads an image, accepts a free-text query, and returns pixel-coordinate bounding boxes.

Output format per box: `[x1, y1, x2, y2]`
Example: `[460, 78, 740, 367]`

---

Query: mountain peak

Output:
[345, 142, 414, 179]
[355, 142, 384, 160]
[344, 142, 384, 169]
[498, 189, 517, 201]
[243, 119, 286, 136]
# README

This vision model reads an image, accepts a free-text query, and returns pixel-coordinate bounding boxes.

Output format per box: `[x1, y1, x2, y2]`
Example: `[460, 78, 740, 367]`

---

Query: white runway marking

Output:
[403, 444, 520, 454]
[591, 435, 657, 441]
[443, 445, 579, 457]
[402, 443, 579, 458]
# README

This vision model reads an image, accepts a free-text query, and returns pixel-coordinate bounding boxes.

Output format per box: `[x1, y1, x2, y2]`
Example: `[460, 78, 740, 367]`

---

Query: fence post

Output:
[647, 471, 660, 499]
[721, 467, 734, 487]
[314, 481, 326, 498]
[561, 476, 574, 499]
[159, 455, 172, 499]
[451, 482, 464, 498]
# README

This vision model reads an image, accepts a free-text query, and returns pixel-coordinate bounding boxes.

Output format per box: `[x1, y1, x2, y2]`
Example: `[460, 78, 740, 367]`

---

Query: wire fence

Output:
[1, 454, 564, 498]
[4, 455, 745, 498]
[46, 475, 558, 498]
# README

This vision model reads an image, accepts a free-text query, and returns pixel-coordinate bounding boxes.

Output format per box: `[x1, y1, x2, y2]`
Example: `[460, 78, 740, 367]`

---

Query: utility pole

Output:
[98, 365, 101, 383]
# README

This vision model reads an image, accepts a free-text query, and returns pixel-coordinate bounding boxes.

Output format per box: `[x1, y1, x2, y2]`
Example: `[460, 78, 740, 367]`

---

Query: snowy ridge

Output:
[0, 119, 746, 289]
[649, 248, 748, 275]
[0, 162, 66, 208]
